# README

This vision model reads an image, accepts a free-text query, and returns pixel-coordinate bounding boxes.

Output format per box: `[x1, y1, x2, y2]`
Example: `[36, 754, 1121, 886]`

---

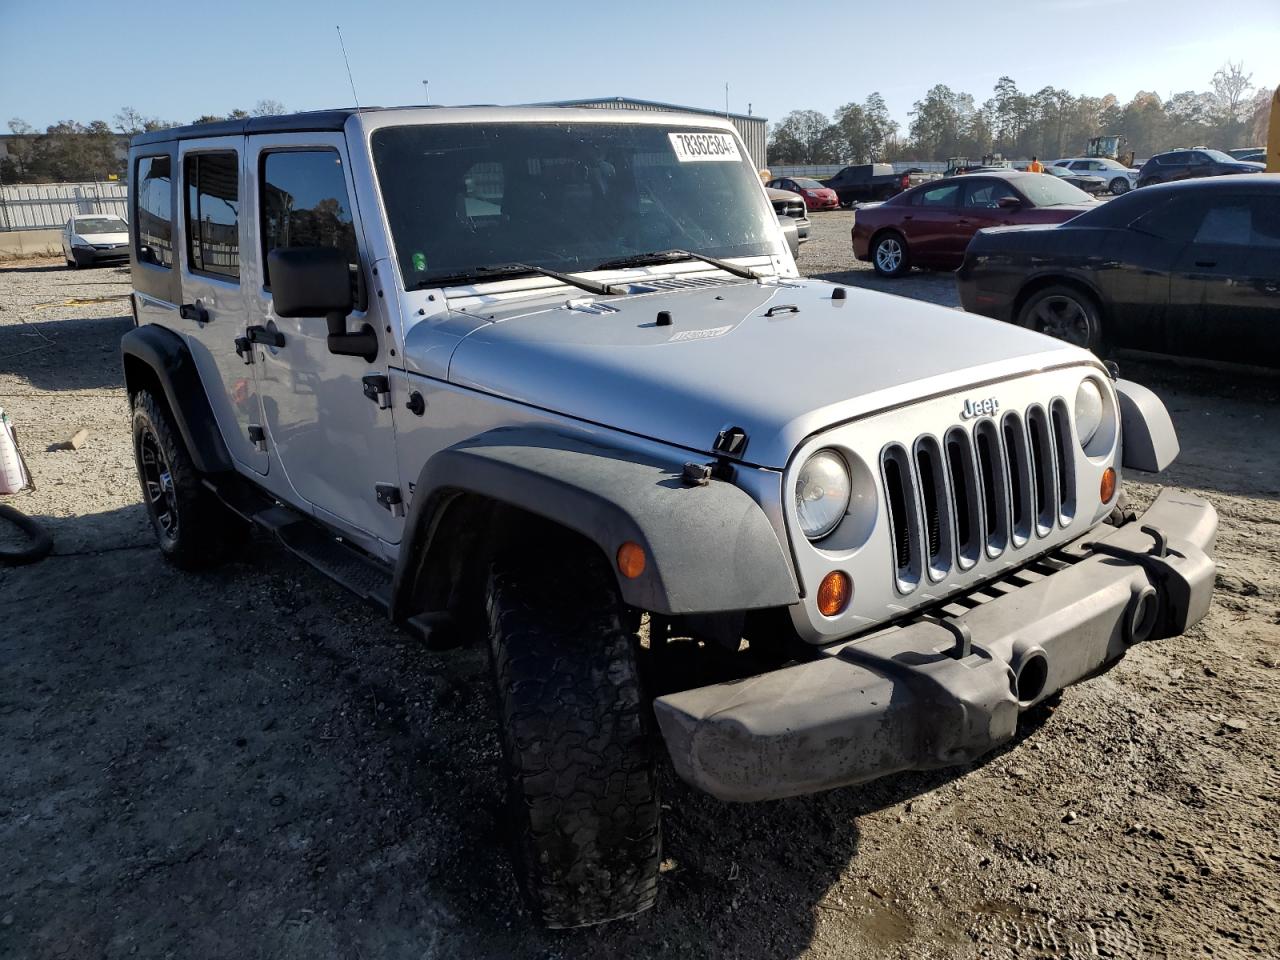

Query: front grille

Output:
[881, 404, 1077, 594]
[772, 200, 805, 220]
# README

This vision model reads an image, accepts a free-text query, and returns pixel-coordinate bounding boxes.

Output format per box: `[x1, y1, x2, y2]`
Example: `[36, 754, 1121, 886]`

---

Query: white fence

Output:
[0, 181, 128, 231]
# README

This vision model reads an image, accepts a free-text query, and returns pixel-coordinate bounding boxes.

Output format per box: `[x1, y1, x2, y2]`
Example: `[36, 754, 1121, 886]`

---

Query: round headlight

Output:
[1075, 378, 1105, 448]
[796, 450, 851, 540]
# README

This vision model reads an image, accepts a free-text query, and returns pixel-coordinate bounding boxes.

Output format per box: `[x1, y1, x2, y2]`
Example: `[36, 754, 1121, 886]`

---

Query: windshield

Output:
[371, 122, 780, 288]
[74, 217, 127, 234]
[1202, 149, 1239, 164]
[792, 178, 824, 189]
[1017, 175, 1094, 207]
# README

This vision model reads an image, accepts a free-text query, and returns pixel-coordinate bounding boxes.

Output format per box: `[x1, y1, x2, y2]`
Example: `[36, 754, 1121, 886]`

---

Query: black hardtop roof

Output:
[129, 108, 364, 147]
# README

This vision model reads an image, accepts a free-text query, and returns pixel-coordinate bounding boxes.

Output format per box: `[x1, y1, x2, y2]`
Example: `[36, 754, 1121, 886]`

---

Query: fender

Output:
[392, 427, 800, 618]
[1115, 378, 1179, 473]
[120, 325, 232, 474]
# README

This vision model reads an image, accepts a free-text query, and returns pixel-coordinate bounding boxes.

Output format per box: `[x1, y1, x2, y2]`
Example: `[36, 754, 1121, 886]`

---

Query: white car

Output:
[1049, 157, 1139, 195]
[62, 214, 130, 268]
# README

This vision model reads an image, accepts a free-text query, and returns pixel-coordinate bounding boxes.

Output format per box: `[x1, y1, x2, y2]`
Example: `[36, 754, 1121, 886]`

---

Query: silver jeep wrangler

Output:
[122, 107, 1217, 928]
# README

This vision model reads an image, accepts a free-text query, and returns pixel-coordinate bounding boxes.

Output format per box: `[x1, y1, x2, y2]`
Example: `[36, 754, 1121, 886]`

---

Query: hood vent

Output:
[620, 275, 735, 293]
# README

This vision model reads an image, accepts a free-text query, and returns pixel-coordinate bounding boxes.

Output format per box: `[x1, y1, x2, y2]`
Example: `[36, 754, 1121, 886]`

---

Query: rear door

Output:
[907, 180, 965, 265]
[177, 137, 269, 475]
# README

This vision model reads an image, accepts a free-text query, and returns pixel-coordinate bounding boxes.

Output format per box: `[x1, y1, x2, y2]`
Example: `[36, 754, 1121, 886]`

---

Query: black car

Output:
[1137, 148, 1264, 188]
[956, 175, 1280, 367]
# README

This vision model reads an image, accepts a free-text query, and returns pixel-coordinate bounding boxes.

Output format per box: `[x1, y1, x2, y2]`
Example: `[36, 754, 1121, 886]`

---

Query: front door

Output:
[244, 134, 403, 545]
[177, 138, 268, 475]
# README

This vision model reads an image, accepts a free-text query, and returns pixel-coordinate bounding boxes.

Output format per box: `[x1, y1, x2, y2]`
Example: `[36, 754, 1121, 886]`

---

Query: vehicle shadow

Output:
[0, 311, 132, 391]
[0, 262, 67, 274]
[0, 502, 1058, 960]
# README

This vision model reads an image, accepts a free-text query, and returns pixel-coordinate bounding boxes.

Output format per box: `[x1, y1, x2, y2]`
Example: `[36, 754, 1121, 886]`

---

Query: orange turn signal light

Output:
[1100, 467, 1117, 504]
[817, 571, 852, 617]
[617, 541, 646, 579]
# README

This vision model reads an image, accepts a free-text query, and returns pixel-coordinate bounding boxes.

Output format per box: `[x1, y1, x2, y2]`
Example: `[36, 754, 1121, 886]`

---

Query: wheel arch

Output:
[1012, 273, 1107, 329]
[389, 427, 800, 625]
[121, 325, 233, 474]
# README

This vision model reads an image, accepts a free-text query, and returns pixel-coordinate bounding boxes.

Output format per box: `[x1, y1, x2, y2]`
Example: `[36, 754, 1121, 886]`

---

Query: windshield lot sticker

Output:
[668, 132, 741, 162]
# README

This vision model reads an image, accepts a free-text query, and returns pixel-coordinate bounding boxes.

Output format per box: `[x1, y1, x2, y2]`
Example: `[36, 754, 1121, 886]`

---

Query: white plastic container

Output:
[0, 408, 31, 494]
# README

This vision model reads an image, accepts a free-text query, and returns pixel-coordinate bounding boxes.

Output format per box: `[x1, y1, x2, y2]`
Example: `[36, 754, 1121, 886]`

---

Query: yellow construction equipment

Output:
[1268, 85, 1279, 173]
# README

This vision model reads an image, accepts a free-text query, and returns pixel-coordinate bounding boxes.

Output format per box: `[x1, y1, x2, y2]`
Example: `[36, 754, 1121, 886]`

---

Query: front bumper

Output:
[654, 489, 1217, 802]
[72, 245, 129, 266]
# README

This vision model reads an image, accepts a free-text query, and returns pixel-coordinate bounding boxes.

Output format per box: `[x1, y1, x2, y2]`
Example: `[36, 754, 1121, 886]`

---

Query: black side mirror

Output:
[996, 195, 1022, 209]
[267, 247, 377, 362]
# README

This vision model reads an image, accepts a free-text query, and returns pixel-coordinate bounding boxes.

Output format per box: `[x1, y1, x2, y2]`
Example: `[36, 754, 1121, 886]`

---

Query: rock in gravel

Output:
[1221, 718, 1250, 733]
[1063, 810, 1080, 824]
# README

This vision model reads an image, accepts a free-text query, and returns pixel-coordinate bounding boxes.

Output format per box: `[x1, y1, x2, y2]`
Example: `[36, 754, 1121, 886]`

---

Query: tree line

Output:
[1, 100, 287, 184]
[768, 63, 1273, 165]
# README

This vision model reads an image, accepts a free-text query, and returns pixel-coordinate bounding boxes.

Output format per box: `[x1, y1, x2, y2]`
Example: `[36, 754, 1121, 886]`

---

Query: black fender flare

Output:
[391, 427, 800, 618]
[120, 325, 232, 474]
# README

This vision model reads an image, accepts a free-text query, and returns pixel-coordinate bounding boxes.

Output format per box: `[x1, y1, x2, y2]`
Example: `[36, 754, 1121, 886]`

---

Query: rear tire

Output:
[871, 231, 910, 278]
[131, 389, 247, 570]
[1017, 284, 1105, 353]
[485, 546, 660, 928]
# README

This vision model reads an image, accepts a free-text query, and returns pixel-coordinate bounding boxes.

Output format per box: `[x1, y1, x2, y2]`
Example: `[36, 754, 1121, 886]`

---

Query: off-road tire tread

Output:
[485, 552, 660, 928]
[132, 389, 245, 570]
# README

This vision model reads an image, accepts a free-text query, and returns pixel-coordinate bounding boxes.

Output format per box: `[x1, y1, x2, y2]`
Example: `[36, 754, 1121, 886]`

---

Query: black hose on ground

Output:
[0, 503, 53, 566]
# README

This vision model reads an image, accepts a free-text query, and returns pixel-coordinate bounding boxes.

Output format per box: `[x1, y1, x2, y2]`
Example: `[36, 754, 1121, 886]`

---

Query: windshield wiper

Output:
[594, 249, 763, 281]
[415, 263, 613, 296]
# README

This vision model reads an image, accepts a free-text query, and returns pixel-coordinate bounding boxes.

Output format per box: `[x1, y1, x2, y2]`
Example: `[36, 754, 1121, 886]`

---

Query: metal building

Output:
[542, 97, 768, 171]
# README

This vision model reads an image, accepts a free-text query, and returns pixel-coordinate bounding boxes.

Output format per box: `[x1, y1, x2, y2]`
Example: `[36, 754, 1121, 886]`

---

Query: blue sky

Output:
[1, 0, 1277, 131]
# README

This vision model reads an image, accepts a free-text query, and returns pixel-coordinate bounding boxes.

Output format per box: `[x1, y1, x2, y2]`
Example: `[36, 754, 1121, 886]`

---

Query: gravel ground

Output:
[2, 215, 1278, 960]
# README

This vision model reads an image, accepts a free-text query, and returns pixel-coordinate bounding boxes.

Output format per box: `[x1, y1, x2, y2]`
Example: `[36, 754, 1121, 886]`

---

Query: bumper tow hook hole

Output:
[1015, 653, 1049, 705]
[1127, 586, 1160, 645]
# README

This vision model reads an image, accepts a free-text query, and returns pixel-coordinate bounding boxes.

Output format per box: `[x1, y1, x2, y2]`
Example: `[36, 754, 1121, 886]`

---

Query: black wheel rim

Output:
[139, 428, 179, 543]
[1033, 295, 1091, 347]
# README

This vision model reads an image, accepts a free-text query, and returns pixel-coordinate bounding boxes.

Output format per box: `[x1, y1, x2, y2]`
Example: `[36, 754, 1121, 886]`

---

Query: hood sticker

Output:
[668, 324, 733, 343]
[668, 132, 741, 163]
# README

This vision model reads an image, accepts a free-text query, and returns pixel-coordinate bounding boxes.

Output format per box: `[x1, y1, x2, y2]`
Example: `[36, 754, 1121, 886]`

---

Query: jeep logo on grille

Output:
[960, 397, 999, 420]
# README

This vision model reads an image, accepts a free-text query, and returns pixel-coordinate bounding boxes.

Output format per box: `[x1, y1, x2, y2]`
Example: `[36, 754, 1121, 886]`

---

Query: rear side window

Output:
[260, 150, 359, 288]
[135, 155, 173, 268]
[919, 183, 962, 207]
[1131, 195, 1210, 242]
[184, 152, 240, 279]
[1194, 196, 1280, 248]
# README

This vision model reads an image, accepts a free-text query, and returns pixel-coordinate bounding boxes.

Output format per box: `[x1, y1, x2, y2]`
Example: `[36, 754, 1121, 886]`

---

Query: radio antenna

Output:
[336, 26, 362, 112]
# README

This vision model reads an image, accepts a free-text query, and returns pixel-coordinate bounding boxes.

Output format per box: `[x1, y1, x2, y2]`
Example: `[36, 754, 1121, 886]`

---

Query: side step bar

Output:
[202, 476, 451, 641]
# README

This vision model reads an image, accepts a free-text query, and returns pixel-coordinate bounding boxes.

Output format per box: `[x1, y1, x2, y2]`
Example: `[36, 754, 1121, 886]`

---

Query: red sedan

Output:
[767, 176, 840, 211]
[851, 171, 1097, 277]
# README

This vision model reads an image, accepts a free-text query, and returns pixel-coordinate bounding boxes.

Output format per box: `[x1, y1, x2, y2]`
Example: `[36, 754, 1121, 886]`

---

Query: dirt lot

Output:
[2, 212, 1278, 960]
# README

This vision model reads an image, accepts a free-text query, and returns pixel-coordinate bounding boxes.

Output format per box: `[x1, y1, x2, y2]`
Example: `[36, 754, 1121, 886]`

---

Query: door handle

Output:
[958, 219, 972, 225]
[902, 215, 914, 220]
[179, 302, 209, 323]
[245, 325, 285, 348]
[1194, 260, 1217, 268]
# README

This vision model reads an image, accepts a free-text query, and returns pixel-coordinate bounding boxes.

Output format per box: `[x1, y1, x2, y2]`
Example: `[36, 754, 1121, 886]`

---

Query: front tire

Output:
[1110, 177, 1130, 195]
[485, 547, 660, 928]
[1018, 285, 1104, 352]
[871, 231, 910, 278]
[131, 389, 246, 570]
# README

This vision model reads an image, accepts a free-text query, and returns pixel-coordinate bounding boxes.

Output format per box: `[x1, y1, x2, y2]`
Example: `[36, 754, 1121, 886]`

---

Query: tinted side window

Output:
[184, 152, 240, 279]
[1159, 152, 1190, 166]
[1131, 196, 1210, 242]
[1193, 196, 1280, 248]
[135, 155, 173, 268]
[919, 183, 962, 207]
[260, 150, 358, 287]
[964, 180, 1018, 208]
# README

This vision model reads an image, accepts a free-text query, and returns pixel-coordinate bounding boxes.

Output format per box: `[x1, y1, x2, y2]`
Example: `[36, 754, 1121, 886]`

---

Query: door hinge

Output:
[362, 374, 391, 409]
[374, 482, 404, 518]
[247, 424, 267, 452]
[234, 335, 254, 364]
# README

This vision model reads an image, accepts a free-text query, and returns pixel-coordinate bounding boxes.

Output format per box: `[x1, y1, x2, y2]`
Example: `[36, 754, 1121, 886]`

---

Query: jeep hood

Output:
[435, 279, 1089, 468]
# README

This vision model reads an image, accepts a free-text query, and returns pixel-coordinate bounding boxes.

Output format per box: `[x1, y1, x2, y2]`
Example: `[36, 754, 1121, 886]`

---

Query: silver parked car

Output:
[1050, 157, 1140, 194]
[122, 106, 1216, 928]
